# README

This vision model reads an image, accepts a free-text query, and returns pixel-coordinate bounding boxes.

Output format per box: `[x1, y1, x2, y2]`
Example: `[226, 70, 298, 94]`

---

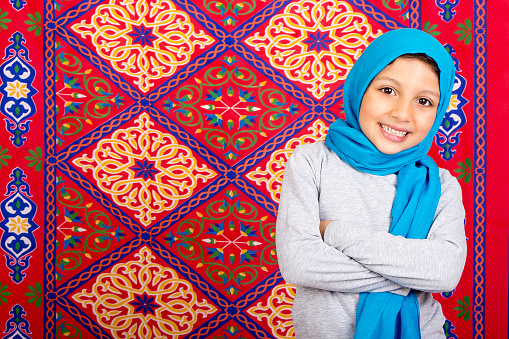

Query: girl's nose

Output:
[390, 99, 412, 122]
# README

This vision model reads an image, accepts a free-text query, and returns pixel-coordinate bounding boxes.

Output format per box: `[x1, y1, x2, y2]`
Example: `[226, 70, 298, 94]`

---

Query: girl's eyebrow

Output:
[374, 76, 440, 100]
[419, 89, 441, 100]
[374, 76, 401, 85]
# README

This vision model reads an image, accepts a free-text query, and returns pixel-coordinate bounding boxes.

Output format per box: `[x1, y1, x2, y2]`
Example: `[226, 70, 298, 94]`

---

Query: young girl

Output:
[276, 28, 466, 338]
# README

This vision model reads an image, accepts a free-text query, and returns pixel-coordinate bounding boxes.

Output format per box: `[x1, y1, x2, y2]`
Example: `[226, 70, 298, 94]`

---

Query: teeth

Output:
[381, 124, 408, 137]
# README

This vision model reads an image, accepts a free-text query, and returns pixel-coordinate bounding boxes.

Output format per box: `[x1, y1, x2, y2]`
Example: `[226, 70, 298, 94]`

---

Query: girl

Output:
[276, 28, 466, 338]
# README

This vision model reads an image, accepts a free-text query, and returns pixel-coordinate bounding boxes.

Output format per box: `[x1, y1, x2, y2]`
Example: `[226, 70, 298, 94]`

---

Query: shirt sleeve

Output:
[276, 145, 404, 293]
[325, 170, 467, 293]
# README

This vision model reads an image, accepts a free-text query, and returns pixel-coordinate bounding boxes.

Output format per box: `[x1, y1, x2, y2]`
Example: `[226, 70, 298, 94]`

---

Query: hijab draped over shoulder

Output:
[325, 28, 455, 339]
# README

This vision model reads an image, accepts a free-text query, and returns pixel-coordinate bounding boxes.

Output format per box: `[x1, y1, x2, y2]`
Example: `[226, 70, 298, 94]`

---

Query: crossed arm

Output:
[275, 146, 466, 294]
[320, 220, 333, 240]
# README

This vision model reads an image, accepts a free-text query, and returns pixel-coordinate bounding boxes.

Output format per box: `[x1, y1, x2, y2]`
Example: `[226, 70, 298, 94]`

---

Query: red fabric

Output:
[0, 0, 504, 338]
[486, 1, 509, 337]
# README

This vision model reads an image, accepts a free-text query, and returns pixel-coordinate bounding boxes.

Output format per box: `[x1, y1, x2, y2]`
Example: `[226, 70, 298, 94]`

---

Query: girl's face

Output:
[358, 57, 440, 155]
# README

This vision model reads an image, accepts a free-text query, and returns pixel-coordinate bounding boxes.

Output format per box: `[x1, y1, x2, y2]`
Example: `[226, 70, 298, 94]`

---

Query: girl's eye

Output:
[381, 87, 395, 95]
[417, 98, 432, 106]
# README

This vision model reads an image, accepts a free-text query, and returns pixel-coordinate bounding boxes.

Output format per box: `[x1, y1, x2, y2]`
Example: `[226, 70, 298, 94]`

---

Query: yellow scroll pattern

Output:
[72, 246, 217, 338]
[73, 113, 217, 226]
[71, 0, 215, 92]
[246, 119, 328, 203]
[247, 283, 296, 339]
[245, 0, 381, 99]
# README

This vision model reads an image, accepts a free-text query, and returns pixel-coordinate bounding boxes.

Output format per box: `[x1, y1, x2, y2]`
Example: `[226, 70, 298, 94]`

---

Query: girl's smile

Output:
[379, 123, 410, 140]
[358, 57, 440, 155]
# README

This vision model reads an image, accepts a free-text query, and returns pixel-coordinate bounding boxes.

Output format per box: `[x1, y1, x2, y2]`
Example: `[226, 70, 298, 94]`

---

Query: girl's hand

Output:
[319, 220, 333, 240]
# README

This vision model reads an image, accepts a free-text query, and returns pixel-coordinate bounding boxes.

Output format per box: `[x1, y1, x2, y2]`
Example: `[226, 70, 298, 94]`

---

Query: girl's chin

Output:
[373, 138, 414, 155]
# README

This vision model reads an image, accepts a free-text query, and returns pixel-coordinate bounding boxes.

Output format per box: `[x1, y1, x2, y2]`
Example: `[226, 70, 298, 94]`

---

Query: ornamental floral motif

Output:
[5, 216, 30, 234]
[203, 0, 261, 30]
[0, 32, 38, 147]
[73, 246, 217, 339]
[55, 40, 126, 147]
[246, 119, 328, 203]
[164, 187, 277, 300]
[3, 305, 31, 339]
[54, 312, 83, 338]
[436, 44, 468, 161]
[247, 284, 295, 339]
[73, 113, 217, 226]
[0, 168, 39, 284]
[436, 72, 468, 161]
[435, 0, 459, 22]
[10, 0, 27, 10]
[206, 322, 257, 338]
[4, 80, 29, 99]
[162, 55, 302, 162]
[54, 176, 131, 283]
[71, 0, 215, 92]
[245, 0, 381, 99]
[382, 0, 409, 20]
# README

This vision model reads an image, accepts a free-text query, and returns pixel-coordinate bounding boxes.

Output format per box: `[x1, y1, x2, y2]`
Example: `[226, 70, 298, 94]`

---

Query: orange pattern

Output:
[73, 113, 217, 226]
[72, 0, 215, 92]
[72, 246, 218, 338]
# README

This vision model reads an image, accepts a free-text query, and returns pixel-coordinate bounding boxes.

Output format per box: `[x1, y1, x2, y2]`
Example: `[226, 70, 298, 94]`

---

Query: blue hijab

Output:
[324, 29, 455, 338]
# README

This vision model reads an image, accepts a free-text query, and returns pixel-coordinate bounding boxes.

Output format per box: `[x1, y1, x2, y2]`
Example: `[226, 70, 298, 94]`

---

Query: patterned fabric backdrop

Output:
[0, 0, 499, 338]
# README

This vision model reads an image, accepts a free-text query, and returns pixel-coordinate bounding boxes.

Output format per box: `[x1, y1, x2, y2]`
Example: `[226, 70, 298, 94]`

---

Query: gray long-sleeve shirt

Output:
[275, 142, 466, 339]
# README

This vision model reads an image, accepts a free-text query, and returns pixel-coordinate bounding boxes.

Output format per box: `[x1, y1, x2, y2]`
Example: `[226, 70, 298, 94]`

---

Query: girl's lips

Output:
[379, 123, 410, 142]
[380, 123, 409, 133]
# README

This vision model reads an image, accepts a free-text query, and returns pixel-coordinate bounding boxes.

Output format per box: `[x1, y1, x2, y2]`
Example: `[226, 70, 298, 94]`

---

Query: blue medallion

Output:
[3, 304, 31, 339]
[436, 44, 468, 161]
[0, 32, 38, 147]
[9, 0, 27, 11]
[435, 0, 459, 22]
[0, 168, 39, 284]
